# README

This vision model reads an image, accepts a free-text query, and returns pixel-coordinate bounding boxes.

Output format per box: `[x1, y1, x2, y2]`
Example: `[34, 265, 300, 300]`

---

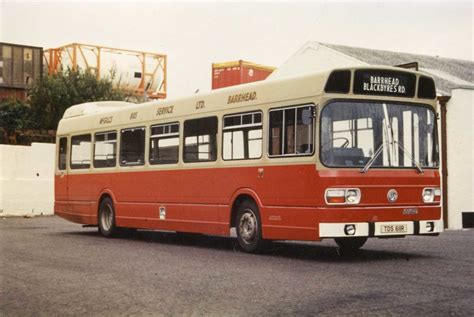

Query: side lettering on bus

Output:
[196, 100, 205, 110]
[156, 106, 174, 116]
[130, 112, 138, 120]
[99, 116, 113, 124]
[227, 91, 257, 104]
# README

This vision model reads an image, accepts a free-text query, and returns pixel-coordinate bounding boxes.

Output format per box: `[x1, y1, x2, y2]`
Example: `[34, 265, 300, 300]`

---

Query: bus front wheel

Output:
[98, 197, 118, 238]
[334, 237, 368, 252]
[236, 200, 268, 253]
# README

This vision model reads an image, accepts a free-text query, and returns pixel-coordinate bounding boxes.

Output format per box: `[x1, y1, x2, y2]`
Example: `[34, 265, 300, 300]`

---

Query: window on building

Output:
[120, 127, 145, 166]
[268, 105, 315, 156]
[70, 134, 91, 169]
[184, 117, 217, 162]
[150, 123, 179, 164]
[94, 131, 117, 168]
[223, 111, 262, 160]
[58, 137, 67, 170]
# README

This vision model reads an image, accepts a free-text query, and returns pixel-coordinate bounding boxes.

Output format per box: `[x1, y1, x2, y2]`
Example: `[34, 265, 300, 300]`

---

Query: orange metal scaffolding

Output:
[43, 43, 167, 99]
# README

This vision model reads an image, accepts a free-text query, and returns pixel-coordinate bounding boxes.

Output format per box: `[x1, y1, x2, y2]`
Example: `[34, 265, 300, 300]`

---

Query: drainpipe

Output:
[438, 95, 451, 228]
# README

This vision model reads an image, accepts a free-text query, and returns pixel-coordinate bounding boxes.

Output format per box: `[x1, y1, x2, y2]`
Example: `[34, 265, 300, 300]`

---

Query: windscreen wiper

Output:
[362, 103, 392, 174]
[361, 102, 424, 174]
[360, 142, 385, 173]
[361, 140, 424, 174]
[394, 140, 424, 174]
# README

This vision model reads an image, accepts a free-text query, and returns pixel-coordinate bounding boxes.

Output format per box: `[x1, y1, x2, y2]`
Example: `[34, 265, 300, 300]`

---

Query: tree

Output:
[28, 68, 126, 130]
[0, 100, 34, 143]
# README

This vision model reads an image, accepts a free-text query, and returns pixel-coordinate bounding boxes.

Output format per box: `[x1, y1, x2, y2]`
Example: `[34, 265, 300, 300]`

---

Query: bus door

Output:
[55, 136, 69, 203]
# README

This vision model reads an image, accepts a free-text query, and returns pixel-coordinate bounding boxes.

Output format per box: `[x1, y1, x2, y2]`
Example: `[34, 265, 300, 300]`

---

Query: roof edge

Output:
[212, 60, 276, 71]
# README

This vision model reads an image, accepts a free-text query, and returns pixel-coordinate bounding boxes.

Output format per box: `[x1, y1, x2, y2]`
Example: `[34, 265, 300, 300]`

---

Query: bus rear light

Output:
[422, 187, 441, 203]
[325, 188, 361, 205]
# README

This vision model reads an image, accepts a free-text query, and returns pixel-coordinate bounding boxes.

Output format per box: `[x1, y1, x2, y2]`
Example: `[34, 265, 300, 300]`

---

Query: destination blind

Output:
[353, 69, 416, 97]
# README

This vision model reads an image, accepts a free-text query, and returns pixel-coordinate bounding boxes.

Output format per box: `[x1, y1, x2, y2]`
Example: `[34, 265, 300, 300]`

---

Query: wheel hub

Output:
[239, 210, 257, 244]
[101, 204, 113, 230]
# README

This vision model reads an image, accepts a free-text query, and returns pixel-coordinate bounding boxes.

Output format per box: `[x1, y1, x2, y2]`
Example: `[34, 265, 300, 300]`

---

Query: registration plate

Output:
[380, 224, 408, 234]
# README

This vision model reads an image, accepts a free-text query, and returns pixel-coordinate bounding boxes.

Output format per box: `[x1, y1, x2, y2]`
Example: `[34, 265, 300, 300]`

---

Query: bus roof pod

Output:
[62, 101, 135, 119]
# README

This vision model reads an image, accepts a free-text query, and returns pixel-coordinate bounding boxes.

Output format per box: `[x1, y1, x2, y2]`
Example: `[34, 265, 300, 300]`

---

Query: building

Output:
[269, 42, 474, 229]
[0, 42, 43, 102]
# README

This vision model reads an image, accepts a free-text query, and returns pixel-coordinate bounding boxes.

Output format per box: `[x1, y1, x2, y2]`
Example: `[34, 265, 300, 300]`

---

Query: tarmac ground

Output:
[1, 216, 473, 316]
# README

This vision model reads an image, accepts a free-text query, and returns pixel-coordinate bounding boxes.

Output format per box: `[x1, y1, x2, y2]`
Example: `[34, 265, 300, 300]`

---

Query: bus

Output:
[54, 66, 442, 253]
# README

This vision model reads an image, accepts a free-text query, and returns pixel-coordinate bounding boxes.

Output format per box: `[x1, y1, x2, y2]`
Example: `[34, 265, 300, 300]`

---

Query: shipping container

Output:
[0, 42, 43, 101]
[212, 60, 275, 90]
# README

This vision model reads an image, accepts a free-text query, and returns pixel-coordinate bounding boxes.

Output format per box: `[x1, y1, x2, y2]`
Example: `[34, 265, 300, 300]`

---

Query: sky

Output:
[1, 0, 472, 98]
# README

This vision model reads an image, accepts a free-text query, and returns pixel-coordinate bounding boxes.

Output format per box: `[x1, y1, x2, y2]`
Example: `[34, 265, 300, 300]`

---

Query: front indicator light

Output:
[326, 189, 346, 204]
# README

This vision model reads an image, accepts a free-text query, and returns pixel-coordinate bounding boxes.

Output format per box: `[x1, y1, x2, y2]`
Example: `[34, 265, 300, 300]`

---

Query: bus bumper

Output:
[319, 219, 443, 238]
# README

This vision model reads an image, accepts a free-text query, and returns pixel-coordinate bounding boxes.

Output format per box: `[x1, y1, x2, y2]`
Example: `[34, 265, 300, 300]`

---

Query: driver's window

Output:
[268, 104, 315, 157]
[332, 118, 374, 157]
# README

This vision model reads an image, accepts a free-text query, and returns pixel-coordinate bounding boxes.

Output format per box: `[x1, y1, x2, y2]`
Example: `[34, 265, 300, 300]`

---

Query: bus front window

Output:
[320, 101, 439, 169]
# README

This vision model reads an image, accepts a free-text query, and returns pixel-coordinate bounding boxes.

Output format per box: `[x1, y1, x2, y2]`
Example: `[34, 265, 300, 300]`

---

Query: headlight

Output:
[326, 188, 361, 205]
[346, 189, 360, 204]
[422, 187, 441, 203]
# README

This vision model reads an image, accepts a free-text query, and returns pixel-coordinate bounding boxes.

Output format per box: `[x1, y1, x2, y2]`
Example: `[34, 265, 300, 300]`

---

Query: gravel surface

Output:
[1, 216, 473, 316]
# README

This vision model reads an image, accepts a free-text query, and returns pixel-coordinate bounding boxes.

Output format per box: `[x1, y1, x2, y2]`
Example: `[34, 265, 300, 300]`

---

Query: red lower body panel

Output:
[54, 164, 441, 241]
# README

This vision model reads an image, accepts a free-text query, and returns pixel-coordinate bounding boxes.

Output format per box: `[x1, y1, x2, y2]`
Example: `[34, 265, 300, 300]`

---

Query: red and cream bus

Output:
[55, 66, 442, 253]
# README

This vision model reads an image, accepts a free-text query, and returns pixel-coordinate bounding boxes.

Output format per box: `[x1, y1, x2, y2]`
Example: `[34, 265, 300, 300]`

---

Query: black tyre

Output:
[334, 237, 368, 252]
[98, 197, 118, 237]
[236, 200, 268, 253]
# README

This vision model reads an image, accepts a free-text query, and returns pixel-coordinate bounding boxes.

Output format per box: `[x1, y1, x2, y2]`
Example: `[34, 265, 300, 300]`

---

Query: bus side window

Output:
[94, 131, 117, 168]
[184, 117, 217, 162]
[223, 111, 262, 160]
[150, 122, 179, 164]
[58, 137, 67, 170]
[268, 105, 315, 157]
[120, 127, 145, 166]
[70, 134, 92, 169]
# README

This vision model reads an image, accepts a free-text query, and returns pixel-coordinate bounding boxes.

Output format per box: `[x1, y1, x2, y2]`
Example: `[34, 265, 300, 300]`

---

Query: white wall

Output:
[268, 42, 367, 80]
[0, 143, 55, 216]
[446, 88, 474, 229]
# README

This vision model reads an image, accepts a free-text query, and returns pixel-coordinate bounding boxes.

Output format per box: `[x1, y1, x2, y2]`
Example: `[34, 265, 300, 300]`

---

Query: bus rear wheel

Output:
[334, 237, 368, 252]
[98, 197, 118, 237]
[236, 200, 268, 254]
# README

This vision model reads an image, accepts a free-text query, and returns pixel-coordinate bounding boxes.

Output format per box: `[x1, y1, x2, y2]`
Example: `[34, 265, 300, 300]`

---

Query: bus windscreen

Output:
[320, 101, 439, 169]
